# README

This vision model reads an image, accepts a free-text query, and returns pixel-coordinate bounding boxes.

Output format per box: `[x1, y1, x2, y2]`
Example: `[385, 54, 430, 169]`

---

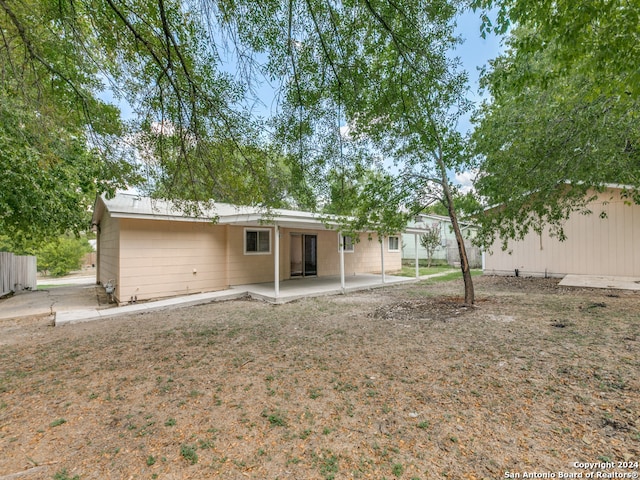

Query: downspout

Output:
[339, 232, 345, 293]
[274, 224, 280, 299]
[380, 235, 386, 284]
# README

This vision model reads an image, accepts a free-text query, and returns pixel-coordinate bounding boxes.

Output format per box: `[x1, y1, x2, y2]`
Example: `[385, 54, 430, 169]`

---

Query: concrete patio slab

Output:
[242, 273, 416, 303]
[559, 274, 640, 291]
[54, 288, 247, 325]
[2, 270, 456, 327]
[55, 274, 417, 325]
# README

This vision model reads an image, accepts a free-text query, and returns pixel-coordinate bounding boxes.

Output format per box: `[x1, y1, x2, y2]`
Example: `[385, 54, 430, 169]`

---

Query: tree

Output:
[470, 0, 640, 96]
[0, 0, 267, 238]
[0, 0, 142, 240]
[1, 0, 479, 304]
[222, 0, 477, 303]
[420, 224, 442, 268]
[471, 27, 639, 248]
[37, 236, 93, 277]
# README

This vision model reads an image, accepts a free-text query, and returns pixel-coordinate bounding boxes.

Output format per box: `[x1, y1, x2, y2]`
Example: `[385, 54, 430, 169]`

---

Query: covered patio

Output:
[242, 272, 416, 303]
[53, 272, 418, 325]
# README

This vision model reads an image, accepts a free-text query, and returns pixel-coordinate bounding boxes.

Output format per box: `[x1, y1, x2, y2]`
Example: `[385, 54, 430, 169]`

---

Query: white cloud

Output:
[454, 170, 476, 194]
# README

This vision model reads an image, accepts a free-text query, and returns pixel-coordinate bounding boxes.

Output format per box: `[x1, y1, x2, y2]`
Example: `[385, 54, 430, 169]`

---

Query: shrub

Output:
[37, 236, 92, 277]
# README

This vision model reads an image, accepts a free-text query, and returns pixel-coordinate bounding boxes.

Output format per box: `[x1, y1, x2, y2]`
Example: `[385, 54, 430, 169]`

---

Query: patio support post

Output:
[339, 232, 345, 293]
[380, 236, 386, 284]
[274, 224, 280, 299]
[415, 233, 419, 278]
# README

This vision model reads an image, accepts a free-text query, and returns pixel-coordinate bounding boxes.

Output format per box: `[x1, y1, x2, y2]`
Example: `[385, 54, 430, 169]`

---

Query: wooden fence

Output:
[0, 252, 37, 295]
[447, 244, 483, 269]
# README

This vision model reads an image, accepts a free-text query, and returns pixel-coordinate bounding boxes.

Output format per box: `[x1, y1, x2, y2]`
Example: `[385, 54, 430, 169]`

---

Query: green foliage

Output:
[0, 0, 137, 240]
[420, 224, 442, 268]
[471, 0, 639, 97]
[37, 237, 92, 277]
[471, 26, 639, 248]
[180, 444, 198, 465]
[49, 418, 67, 428]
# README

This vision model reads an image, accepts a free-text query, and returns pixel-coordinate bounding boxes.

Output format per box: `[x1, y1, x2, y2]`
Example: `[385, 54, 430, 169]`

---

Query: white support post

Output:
[339, 232, 345, 293]
[415, 233, 419, 278]
[380, 235, 386, 284]
[274, 225, 280, 299]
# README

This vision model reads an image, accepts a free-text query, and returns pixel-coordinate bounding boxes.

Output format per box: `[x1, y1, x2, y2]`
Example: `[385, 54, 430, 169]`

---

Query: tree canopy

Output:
[226, 0, 477, 301]
[471, 0, 640, 96]
[1, 0, 481, 302]
[470, 16, 639, 247]
[0, 0, 138, 239]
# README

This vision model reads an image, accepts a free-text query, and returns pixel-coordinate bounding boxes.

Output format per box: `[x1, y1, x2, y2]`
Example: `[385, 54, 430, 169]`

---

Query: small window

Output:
[245, 228, 271, 254]
[341, 235, 354, 252]
[388, 236, 400, 252]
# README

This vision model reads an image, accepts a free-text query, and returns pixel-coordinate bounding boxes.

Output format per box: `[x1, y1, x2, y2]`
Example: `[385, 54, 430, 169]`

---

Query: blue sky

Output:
[450, 9, 503, 191]
[452, 9, 503, 134]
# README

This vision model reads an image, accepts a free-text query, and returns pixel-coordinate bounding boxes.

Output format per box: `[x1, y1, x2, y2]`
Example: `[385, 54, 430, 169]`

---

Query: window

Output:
[245, 228, 271, 254]
[388, 236, 400, 252]
[341, 235, 354, 252]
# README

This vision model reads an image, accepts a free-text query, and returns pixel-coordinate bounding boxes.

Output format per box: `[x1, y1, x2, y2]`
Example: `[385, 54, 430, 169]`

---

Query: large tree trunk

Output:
[437, 158, 475, 305]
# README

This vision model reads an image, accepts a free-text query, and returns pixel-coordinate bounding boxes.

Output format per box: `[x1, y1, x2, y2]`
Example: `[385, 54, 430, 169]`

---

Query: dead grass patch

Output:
[0, 276, 638, 479]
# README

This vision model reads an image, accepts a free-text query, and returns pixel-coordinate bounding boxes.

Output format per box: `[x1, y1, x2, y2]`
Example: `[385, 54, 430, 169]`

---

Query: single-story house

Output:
[91, 193, 404, 304]
[402, 214, 481, 268]
[483, 186, 640, 277]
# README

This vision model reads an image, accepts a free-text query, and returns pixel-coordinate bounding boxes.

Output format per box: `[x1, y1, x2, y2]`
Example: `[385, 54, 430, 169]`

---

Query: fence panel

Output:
[0, 252, 37, 294]
[0, 252, 11, 295]
[447, 245, 482, 269]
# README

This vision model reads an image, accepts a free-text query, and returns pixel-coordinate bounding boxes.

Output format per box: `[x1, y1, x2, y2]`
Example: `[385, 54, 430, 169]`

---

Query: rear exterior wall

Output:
[101, 219, 404, 303]
[96, 211, 120, 296]
[117, 218, 228, 303]
[484, 189, 640, 277]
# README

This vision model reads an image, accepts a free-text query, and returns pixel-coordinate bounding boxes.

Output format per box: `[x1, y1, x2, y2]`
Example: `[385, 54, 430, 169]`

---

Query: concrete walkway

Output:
[54, 273, 422, 326]
[559, 274, 640, 291]
[0, 271, 457, 327]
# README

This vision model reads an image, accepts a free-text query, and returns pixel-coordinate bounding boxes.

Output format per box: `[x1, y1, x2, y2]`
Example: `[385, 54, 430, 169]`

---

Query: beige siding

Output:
[226, 226, 276, 285]
[484, 189, 640, 277]
[280, 229, 401, 277]
[98, 206, 404, 302]
[118, 218, 227, 302]
[97, 211, 120, 297]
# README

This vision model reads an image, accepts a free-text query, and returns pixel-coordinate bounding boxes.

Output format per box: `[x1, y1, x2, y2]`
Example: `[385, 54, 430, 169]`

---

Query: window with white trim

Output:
[341, 235, 355, 252]
[388, 236, 400, 252]
[244, 228, 271, 254]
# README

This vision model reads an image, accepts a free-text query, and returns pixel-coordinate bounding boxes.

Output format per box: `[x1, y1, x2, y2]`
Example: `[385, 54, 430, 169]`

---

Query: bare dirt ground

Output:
[0, 276, 638, 480]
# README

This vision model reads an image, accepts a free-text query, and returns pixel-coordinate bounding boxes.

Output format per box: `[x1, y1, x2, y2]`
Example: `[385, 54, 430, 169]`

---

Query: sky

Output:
[105, 7, 504, 194]
[452, 9, 503, 132]
[450, 9, 504, 193]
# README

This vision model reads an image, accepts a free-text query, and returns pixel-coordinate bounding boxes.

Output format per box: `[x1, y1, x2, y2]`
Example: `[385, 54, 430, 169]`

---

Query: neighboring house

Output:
[483, 186, 640, 277]
[92, 193, 404, 304]
[402, 214, 480, 267]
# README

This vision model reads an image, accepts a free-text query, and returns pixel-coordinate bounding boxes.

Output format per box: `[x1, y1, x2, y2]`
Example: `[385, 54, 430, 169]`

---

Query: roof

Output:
[92, 193, 350, 232]
[404, 213, 477, 233]
[93, 193, 446, 235]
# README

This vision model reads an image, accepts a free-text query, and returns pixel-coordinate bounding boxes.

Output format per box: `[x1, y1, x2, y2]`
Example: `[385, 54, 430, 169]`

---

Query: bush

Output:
[37, 236, 92, 277]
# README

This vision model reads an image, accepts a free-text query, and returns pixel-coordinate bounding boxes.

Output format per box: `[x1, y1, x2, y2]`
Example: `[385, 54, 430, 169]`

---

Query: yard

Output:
[0, 276, 638, 479]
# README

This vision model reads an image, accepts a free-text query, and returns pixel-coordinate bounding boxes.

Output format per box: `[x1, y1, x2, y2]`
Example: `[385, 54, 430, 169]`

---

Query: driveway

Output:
[0, 275, 105, 324]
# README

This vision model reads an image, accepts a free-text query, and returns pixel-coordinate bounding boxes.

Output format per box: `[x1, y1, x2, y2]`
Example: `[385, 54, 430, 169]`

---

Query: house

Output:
[91, 193, 404, 304]
[483, 186, 640, 277]
[402, 214, 481, 267]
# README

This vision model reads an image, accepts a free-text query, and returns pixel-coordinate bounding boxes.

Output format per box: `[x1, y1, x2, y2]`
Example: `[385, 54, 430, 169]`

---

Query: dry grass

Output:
[0, 276, 638, 479]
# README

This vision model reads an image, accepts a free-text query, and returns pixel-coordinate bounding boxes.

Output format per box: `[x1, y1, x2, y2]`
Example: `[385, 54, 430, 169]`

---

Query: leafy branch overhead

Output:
[470, 22, 639, 248]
